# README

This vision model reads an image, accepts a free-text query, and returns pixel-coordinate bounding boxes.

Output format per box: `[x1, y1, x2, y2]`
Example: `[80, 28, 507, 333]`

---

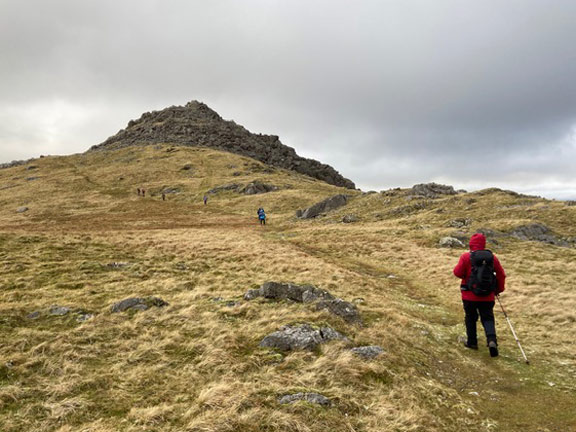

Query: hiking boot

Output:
[488, 340, 499, 357]
[463, 341, 478, 350]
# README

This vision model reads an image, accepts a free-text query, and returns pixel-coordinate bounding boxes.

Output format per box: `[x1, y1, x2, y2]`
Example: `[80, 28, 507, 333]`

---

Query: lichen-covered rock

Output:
[110, 296, 168, 313]
[16, 207, 29, 213]
[278, 392, 332, 406]
[49, 305, 71, 316]
[297, 194, 348, 219]
[316, 298, 361, 324]
[509, 223, 571, 247]
[447, 218, 471, 228]
[439, 237, 466, 248]
[90, 101, 355, 189]
[342, 214, 359, 223]
[260, 324, 347, 351]
[351, 346, 385, 359]
[409, 183, 457, 198]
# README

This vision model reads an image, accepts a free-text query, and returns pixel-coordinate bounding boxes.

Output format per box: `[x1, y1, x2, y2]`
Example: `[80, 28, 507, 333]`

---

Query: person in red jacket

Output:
[453, 233, 506, 357]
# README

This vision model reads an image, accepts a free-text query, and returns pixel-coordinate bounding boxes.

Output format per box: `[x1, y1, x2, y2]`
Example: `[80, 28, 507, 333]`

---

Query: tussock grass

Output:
[0, 145, 575, 431]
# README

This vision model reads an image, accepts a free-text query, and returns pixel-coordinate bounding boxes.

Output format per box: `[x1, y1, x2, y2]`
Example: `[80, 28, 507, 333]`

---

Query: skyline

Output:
[1, 0, 575, 199]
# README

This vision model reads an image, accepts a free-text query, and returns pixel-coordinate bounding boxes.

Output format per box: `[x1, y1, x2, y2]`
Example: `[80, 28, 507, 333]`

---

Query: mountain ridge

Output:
[90, 100, 356, 189]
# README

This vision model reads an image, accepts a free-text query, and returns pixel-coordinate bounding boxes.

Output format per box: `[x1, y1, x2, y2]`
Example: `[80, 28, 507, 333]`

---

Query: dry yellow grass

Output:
[0, 145, 575, 432]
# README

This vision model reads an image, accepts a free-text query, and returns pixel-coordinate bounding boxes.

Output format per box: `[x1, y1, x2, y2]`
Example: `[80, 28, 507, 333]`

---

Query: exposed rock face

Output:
[509, 223, 573, 247]
[239, 181, 278, 195]
[297, 194, 348, 219]
[260, 324, 347, 351]
[279, 393, 332, 406]
[206, 181, 279, 195]
[90, 101, 355, 189]
[409, 183, 458, 198]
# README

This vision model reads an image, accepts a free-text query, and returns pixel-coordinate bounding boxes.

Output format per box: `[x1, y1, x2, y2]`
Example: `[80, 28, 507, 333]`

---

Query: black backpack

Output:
[467, 250, 498, 296]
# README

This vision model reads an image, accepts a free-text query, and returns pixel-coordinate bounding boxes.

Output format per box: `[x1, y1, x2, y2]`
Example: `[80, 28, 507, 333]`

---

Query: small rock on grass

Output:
[278, 392, 332, 407]
[350, 346, 384, 359]
[110, 297, 168, 313]
[49, 305, 71, 316]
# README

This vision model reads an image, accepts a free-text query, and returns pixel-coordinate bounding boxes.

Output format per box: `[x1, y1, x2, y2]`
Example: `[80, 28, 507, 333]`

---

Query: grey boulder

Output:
[350, 346, 385, 359]
[260, 324, 347, 351]
[316, 298, 361, 324]
[110, 296, 168, 313]
[439, 237, 466, 248]
[297, 194, 348, 219]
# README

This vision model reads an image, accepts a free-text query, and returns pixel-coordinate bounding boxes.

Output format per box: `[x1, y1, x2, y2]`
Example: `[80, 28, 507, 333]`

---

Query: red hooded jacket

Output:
[453, 233, 506, 301]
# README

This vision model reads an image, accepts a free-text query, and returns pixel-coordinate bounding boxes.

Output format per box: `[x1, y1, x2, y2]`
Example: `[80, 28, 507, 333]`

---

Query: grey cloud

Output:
[1, 0, 576, 198]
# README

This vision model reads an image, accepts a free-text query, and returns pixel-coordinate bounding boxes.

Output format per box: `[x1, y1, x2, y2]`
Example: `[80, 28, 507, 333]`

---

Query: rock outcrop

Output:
[408, 183, 459, 198]
[245, 282, 361, 324]
[90, 101, 355, 189]
[260, 324, 347, 351]
[296, 194, 348, 219]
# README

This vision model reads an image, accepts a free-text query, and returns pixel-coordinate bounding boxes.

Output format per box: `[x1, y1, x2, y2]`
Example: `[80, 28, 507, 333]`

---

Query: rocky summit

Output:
[90, 101, 355, 189]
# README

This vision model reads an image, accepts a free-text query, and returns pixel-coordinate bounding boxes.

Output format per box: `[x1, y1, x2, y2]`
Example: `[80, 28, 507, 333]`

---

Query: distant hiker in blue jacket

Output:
[257, 207, 266, 225]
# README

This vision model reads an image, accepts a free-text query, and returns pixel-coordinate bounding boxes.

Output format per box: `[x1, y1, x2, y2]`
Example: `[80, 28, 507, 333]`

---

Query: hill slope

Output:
[90, 101, 356, 189]
[0, 146, 575, 432]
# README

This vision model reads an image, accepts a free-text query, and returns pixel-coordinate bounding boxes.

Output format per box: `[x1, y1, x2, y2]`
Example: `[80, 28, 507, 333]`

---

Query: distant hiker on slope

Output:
[257, 207, 266, 225]
[453, 233, 506, 357]
[203, 195, 208, 205]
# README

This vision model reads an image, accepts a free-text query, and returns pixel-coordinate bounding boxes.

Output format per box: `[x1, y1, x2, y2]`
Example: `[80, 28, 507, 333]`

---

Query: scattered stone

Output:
[297, 194, 348, 219]
[16, 207, 29, 213]
[447, 218, 471, 228]
[439, 237, 466, 248]
[76, 313, 94, 322]
[260, 324, 347, 351]
[49, 305, 71, 316]
[110, 296, 168, 313]
[26, 165, 38, 170]
[244, 289, 262, 301]
[409, 183, 458, 198]
[232, 171, 242, 176]
[26, 176, 40, 181]
[106, 262, 129, 269]
[316, 298, 361, 324]
[350, 346, 384, 359]
[239, 181, 278, 195]
[342, 214, 359, 223]
[278, 392, 332, 407]
[27, 311, 41, 320]
[181, 164, 193, 171]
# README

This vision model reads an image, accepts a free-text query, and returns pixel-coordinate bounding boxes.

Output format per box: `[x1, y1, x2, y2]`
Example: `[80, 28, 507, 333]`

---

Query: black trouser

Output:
[462, 300, 497, 346]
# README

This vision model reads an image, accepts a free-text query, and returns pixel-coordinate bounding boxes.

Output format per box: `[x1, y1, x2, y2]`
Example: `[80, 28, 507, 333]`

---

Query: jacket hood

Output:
[469, 233, 486, 251]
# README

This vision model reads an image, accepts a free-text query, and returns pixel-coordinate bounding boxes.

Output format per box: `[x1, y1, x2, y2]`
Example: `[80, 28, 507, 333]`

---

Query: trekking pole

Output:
[496, 295, 530, 365]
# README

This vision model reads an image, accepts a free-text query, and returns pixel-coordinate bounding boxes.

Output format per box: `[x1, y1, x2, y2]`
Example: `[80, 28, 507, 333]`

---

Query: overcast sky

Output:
[1, 1, 576, 198]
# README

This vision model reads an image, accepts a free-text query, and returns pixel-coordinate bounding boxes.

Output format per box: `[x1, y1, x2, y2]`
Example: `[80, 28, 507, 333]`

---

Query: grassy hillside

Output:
[0, 146, 574, 432]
